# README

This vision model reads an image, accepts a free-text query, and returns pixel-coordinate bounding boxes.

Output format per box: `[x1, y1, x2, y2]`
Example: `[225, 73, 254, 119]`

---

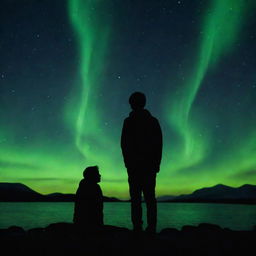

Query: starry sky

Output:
[1, 0, 256, 199]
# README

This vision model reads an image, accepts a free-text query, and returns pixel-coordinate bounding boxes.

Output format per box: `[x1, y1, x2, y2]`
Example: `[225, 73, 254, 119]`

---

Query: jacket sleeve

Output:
[121, 119, 129, 168]
[154, 119, 163, 172]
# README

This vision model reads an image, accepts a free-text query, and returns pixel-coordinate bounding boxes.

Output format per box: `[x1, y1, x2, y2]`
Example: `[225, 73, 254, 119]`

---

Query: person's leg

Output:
[128, 172, 143, 231]
[142, 172, 157, 233]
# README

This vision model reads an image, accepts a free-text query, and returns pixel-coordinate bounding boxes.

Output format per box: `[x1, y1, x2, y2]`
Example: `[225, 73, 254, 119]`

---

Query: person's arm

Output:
[121, 119, 130, 168]
[154, 119, 163, 172]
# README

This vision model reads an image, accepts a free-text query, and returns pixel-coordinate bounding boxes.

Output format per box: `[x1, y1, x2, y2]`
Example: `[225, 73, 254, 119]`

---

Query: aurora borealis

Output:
[1, 0, 256, 199]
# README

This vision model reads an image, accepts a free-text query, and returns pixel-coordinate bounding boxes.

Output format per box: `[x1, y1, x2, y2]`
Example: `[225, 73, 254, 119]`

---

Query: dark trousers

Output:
[128, 170, 157, 230]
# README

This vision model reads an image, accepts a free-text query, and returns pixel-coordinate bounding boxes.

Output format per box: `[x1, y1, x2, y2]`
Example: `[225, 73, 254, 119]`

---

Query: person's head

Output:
[83, 166, 101, 183]
[129, 92, 146, 110]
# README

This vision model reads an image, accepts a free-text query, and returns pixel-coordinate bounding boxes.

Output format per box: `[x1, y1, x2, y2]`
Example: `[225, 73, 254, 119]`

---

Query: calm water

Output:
[0, 202, 256, 232]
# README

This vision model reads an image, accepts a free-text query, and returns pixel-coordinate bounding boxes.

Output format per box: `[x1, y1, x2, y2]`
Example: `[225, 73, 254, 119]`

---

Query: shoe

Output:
[133, 226, 143, 233]
[145, 226, 156, 236]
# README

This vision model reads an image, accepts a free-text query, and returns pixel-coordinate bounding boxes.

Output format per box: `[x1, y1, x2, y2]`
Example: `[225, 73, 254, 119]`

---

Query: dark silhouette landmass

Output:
[0, 183, 121, 202]
[1, 222, 255, 256]
[168, 184, 256, 204]
[1, 182, 256, 204]
[0, 183, 44, 201]
[1, 183, 256, 255]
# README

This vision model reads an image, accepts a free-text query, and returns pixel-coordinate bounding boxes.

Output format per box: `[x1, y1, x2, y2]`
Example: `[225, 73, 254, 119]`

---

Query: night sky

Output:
[1, 0, 256, 199]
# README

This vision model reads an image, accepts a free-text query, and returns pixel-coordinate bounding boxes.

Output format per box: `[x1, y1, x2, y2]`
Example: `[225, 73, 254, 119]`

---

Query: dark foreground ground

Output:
[1, 223, 255, 256]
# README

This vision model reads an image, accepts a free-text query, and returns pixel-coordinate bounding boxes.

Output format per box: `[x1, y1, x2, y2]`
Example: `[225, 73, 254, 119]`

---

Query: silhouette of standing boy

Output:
[121, 92, 163, 234]
[73, 166, 103, 232]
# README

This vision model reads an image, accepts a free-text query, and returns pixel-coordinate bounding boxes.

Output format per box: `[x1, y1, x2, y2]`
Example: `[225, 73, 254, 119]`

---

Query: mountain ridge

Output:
[0, 183, 121, 202]
[169, 183, 256, 204]
[0, 182, 256, 203]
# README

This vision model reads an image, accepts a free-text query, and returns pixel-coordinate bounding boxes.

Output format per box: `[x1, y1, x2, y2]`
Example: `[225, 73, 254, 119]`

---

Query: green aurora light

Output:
[0, 0, 256, 198]
[163, 0, 256, 192]
[66, 0, 129, 196]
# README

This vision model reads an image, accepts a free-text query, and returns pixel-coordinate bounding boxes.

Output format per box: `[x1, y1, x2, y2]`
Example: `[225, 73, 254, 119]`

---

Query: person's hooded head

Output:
[129, 92, 146, 111]
[83, 166, 101, 183]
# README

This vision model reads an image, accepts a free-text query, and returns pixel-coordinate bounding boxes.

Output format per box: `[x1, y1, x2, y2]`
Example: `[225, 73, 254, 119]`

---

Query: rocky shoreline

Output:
[1, 222, 255, 255]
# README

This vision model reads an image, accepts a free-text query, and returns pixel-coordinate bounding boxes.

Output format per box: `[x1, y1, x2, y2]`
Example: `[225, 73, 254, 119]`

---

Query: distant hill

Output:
[44, 193, 75, 202]
[169, 184, 256, 204]
[156, 195, 176, 202]
[0, 183, 44, 202]
[0, 183, 121, 202]
[1, 183, 256, 203]
[45, 193, 120, 202]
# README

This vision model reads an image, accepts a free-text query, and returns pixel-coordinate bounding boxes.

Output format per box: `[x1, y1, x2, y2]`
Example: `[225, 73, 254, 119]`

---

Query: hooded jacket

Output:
[73, 179, 103, 227]
[121, 109, 162, 173]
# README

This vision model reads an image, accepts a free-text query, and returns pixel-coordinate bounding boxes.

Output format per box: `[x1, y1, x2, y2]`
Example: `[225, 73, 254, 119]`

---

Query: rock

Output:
[45, 222, 75, 234]
[8, 225, 25, 233]
[181, 225, 197, 232]
[197, 223, 222, 231]
[159, 227, 179, 236]
[27, 227, 45, 235]
[1, 223, 256, 255]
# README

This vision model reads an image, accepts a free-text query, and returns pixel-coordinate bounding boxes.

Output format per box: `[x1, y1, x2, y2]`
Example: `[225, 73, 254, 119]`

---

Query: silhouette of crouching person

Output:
[73, 166, 103, 234]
